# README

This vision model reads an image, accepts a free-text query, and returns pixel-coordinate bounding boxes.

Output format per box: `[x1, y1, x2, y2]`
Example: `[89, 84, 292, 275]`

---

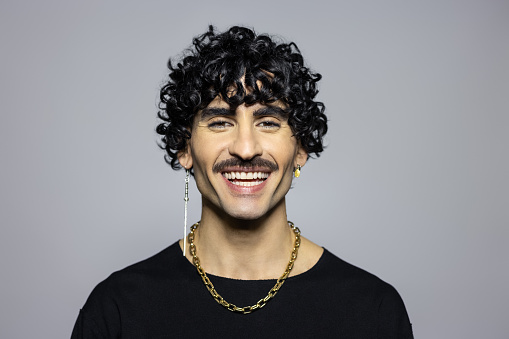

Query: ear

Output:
[178, 146, 193, 170]
[295, 144, 308, 168]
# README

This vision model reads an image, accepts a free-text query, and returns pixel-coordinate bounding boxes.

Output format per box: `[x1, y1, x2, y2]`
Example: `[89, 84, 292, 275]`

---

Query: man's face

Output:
[178, 95, 307, 221]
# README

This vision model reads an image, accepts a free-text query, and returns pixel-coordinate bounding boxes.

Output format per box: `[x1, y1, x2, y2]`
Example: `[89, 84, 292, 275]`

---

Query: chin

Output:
[221, 204, 269, 221]
[225, 210, 266, 221]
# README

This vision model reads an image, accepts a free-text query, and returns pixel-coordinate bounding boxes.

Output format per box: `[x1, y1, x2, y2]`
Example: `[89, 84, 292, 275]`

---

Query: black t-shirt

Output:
[72, 242, 413, 338]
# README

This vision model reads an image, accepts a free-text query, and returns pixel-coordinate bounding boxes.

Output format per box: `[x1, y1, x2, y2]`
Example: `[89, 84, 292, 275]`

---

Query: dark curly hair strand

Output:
[156, 25, 327, 170]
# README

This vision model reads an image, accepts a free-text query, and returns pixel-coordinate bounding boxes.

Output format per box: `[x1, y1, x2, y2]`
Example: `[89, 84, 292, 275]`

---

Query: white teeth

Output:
[230, 180, 264, 187]
[222, 171, 270, 183]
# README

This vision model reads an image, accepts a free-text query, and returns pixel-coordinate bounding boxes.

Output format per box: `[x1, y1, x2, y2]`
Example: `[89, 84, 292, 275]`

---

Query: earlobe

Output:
[178, 148, 193, 170]
[295, 145, 308, 169]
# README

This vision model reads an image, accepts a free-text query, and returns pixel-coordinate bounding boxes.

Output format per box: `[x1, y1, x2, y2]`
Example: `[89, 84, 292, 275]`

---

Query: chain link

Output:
[188, 221, 301, 314]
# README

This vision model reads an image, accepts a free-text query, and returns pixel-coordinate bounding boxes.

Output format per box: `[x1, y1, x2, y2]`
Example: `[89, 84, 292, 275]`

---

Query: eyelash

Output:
[258, 121, 280, 128]
[208, 120, 232, 128]
[207, 119, 281, 129]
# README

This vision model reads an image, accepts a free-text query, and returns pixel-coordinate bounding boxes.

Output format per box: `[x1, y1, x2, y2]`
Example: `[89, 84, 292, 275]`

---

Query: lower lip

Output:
[221, 174, 269, 194]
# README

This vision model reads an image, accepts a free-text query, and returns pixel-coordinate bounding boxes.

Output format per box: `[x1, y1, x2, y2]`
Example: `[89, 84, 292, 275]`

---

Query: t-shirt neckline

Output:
[172, 240, 328, 282]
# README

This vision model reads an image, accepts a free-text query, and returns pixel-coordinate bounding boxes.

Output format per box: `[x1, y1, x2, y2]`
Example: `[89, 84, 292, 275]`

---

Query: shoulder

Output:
[88, 241, 187, 299]
[309, 249, 413, 337]
[315, 249, 404, 300]
[296, 237, 398, 297]
[317, 249, 395, 285]
[72, 242, 184, 338]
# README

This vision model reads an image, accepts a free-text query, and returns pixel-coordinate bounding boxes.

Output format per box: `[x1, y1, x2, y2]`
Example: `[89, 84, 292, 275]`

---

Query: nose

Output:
[228, 123, 263, 160]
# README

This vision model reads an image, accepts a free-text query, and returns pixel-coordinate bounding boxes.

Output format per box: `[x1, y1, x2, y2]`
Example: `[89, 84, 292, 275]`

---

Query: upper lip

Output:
[219, 166, 272, 173]
[213, 158, 278, 174]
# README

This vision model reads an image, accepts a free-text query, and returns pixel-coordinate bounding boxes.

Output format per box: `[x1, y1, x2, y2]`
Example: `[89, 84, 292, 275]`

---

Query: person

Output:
[71, 25, 413, 338]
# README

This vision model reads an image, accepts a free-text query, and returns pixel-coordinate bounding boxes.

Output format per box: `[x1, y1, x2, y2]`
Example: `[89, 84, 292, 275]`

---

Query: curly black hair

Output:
[156, 25, 327, 170]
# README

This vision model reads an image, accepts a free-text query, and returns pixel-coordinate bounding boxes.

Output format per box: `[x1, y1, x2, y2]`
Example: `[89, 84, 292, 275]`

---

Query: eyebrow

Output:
[252, 106, 289, 119]
[199, 105, 288, 120]
[199, 107, 234, 120]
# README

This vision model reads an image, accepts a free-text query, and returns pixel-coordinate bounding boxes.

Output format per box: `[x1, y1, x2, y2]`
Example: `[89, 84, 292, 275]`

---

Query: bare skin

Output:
[178, 92, 323, 280]
[179, 199, 323, 280]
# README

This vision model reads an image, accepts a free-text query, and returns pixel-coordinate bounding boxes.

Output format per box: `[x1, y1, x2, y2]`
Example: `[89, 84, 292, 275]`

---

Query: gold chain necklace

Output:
[187, 221, 301, 314]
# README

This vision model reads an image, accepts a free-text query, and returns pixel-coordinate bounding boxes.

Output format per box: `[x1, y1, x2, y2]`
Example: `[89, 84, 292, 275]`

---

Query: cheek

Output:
[269, 141, 298, 165]
[189, 135, 209, 166]
[189, 136, 226, 178]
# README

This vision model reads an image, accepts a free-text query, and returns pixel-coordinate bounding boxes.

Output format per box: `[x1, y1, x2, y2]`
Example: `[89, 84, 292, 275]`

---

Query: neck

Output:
[186, 197, 295, 280]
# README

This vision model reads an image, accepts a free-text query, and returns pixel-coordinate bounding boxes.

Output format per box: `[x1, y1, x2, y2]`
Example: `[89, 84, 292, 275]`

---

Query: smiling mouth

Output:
[221, 171, 270, 187]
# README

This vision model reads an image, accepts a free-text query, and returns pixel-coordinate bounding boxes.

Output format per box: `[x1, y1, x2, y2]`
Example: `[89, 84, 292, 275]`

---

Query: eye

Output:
[208, 120, 233, 129]
[257, 120, 281, 129]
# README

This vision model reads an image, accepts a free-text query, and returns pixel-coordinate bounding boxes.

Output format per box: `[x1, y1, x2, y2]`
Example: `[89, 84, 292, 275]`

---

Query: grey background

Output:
[1, 0, 508, 338]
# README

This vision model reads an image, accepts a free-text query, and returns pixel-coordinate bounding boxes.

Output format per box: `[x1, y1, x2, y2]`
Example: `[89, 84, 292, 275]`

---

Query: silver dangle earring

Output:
[183, 168, 190, 256]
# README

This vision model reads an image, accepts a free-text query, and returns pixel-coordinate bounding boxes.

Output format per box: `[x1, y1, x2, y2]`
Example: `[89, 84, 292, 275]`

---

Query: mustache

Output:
[213, 157, 278, 173]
